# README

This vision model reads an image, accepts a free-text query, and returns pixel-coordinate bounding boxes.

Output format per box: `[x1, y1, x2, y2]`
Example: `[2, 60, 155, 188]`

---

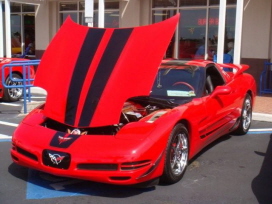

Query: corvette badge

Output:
[48, 153, 65, 165]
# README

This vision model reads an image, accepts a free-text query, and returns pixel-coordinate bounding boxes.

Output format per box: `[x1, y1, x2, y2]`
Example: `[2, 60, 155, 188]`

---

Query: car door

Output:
[201, 65, 239, 144]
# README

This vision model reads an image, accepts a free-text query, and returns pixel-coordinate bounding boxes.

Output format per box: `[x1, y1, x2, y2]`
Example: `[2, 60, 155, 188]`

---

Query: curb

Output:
[20, 101, 44, 114]
[252, 113, 272, 122]
[30, 87, 47, 95]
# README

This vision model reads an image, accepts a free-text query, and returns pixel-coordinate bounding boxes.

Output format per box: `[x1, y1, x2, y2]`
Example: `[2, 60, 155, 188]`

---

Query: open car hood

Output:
[34, 15, 179, 127]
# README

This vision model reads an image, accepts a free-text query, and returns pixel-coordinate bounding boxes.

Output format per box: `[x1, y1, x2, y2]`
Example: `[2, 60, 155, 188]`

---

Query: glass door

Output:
[23, 14, 35, 55]
[11, 14, 22, 55]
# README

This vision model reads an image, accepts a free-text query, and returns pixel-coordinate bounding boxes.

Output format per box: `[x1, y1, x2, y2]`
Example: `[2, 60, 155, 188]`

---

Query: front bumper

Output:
[10, 123, 165, 185]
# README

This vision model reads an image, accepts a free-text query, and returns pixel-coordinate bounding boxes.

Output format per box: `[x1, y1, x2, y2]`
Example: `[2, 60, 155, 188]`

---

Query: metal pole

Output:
[204, 1, 209, 60]
[0, 1, 4, 57]
[217, 0, 226, 63]
[233, 0, 244, 64]
[98, 0, 104, 28]
[4, 0, 11, 58]
[85, 0, 94, 27]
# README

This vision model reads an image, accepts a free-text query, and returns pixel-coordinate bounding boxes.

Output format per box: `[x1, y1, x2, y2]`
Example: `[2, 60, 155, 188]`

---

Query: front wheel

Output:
[233, 94, 252, 135]
[3, 73, 23, 102]
[160, 123, 189, 184]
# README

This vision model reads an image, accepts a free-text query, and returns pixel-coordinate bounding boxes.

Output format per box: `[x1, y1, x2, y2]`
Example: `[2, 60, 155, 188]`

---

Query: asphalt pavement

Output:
[0, 87, 272, 204]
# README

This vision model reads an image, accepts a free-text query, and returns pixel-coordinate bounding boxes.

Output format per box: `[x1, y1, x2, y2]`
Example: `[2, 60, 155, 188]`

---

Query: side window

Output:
[205, 66, 225, 94]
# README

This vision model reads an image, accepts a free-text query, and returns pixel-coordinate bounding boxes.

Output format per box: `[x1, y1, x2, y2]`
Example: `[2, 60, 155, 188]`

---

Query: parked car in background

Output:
[0, 58, 35, 102]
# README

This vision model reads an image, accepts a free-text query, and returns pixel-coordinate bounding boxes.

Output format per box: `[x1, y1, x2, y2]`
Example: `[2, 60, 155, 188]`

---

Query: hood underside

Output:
[34, 15, 179, 127]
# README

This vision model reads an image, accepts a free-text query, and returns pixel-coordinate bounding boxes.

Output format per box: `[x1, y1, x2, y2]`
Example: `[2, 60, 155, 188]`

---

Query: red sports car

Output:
[10, 15, 256, 186]
[0, 58, 35, 102]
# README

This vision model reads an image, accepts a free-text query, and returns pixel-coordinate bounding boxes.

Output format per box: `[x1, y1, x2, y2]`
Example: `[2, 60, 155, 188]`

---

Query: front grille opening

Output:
[41, 118, 120, 135]
[121, 160, 151, 171]
[17, 146, 38, 161]
[11, 154, 19, 161]
[109, 176, 131, 181]
[77, 163, 118, 171]
[11, 142, 16, 150]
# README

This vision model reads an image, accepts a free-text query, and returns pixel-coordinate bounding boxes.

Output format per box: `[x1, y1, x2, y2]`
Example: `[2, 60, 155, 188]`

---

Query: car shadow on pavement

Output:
[189, 134, 232, 163]
[251, 134, 272, 203]
[8, 163, 154, 199]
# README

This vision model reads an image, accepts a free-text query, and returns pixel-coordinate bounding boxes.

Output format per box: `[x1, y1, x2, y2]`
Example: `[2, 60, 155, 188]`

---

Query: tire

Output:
[233, 94, 252, 135]
[3, 73, 23, 102]
[160, 123, 189, 184]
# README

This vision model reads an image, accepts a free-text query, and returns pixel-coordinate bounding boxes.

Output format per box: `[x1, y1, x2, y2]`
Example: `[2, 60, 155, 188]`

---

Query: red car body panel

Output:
[0, 58, 35, 98]
[11, 16, 257, 185]
[34, 15, 179, 128]
[11, 61, 256, 185]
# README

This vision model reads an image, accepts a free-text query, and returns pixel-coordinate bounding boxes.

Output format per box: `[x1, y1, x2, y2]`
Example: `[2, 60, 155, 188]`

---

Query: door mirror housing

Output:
[211, 86, 232, 98]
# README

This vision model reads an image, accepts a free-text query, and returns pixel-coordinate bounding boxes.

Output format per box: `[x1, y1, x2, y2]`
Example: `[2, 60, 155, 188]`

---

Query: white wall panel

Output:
[242, 0, 271, 59]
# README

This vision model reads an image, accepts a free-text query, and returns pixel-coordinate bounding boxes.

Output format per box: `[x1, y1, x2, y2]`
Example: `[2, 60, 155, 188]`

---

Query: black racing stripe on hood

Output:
[50, 132, 81, 148]
[78, 28, 133, 127]
[65, 29, 105, 125]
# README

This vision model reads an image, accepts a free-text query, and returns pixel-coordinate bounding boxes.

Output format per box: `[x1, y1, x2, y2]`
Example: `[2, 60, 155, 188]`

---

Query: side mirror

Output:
[211, 86, 231, 98]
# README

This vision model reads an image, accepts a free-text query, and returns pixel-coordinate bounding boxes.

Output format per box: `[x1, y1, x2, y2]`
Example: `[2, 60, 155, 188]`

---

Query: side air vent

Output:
[17, 146, 38, 161]
[121, 160, 151, 170]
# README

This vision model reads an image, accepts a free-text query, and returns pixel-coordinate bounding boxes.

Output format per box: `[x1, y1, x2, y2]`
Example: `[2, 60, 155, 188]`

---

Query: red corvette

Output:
[0, 58, 35, 102]
[10, 15, 256, 186]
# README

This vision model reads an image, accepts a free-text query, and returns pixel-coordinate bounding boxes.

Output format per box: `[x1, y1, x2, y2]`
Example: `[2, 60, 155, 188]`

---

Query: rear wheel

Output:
[160, 123, 189, 184]
[234, 94, 252, 135]
[3, 73, 23, 102]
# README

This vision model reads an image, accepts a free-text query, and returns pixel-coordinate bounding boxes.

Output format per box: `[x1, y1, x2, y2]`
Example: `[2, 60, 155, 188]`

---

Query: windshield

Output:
[150, 65, 204, 103]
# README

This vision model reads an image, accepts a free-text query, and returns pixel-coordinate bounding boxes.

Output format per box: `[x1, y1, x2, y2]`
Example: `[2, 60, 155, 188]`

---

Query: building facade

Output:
[1, 0, 272, 91]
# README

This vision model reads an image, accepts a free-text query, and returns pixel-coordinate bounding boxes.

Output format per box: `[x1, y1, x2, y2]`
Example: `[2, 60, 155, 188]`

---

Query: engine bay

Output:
[40, 96, 178, 135]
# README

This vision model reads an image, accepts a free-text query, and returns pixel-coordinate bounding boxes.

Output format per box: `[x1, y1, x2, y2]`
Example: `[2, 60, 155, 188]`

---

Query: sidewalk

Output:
[252, 95, 272, 122]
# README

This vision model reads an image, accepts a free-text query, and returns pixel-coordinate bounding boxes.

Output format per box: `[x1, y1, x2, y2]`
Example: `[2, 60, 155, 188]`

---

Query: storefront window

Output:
[210, 0, 237, 5]
[207, 8, 236, 58]
[10, 2, 21, 13]
[152, 10, 176, 23]
[178, 9, 207, 59]
[227, 0, 237, 4]
[225, 8, 236, 57]
[11, 14, 22, 55]
[152, 10, 176, 58]
[153, 1, 236, 59]
[79, 12, 87, 26]
[59, 2, 78, 25]
[60, 2, 77, 11]
[10, 3, 36, 56]
[60, 13, 78, 24]
[152, 0, 177, 8]
[22, 4, 35, 12]
[79, 2, 84, 10]
[105, 2, 120, 9]
[180, 0, 206, 6]
[105, 11, 119, 28]
[60, 1, 119, 28]
[23, 14, 35, 55]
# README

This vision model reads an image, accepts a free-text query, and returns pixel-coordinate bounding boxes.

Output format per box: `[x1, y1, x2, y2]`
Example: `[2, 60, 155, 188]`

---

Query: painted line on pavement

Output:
[0, 121, 18, 127]
[247, 131, 272, 134]
[30, 96, 46, 99]
[0, 133, 11, 138]
[0, 102, 21, 107]
[0, 134, 12, 142]
[248, 128, 272, 134]
[249, 128, 272, 132]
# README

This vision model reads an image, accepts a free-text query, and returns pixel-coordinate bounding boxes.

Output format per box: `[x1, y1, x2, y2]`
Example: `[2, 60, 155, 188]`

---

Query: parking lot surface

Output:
[0, 94, 272, 204]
